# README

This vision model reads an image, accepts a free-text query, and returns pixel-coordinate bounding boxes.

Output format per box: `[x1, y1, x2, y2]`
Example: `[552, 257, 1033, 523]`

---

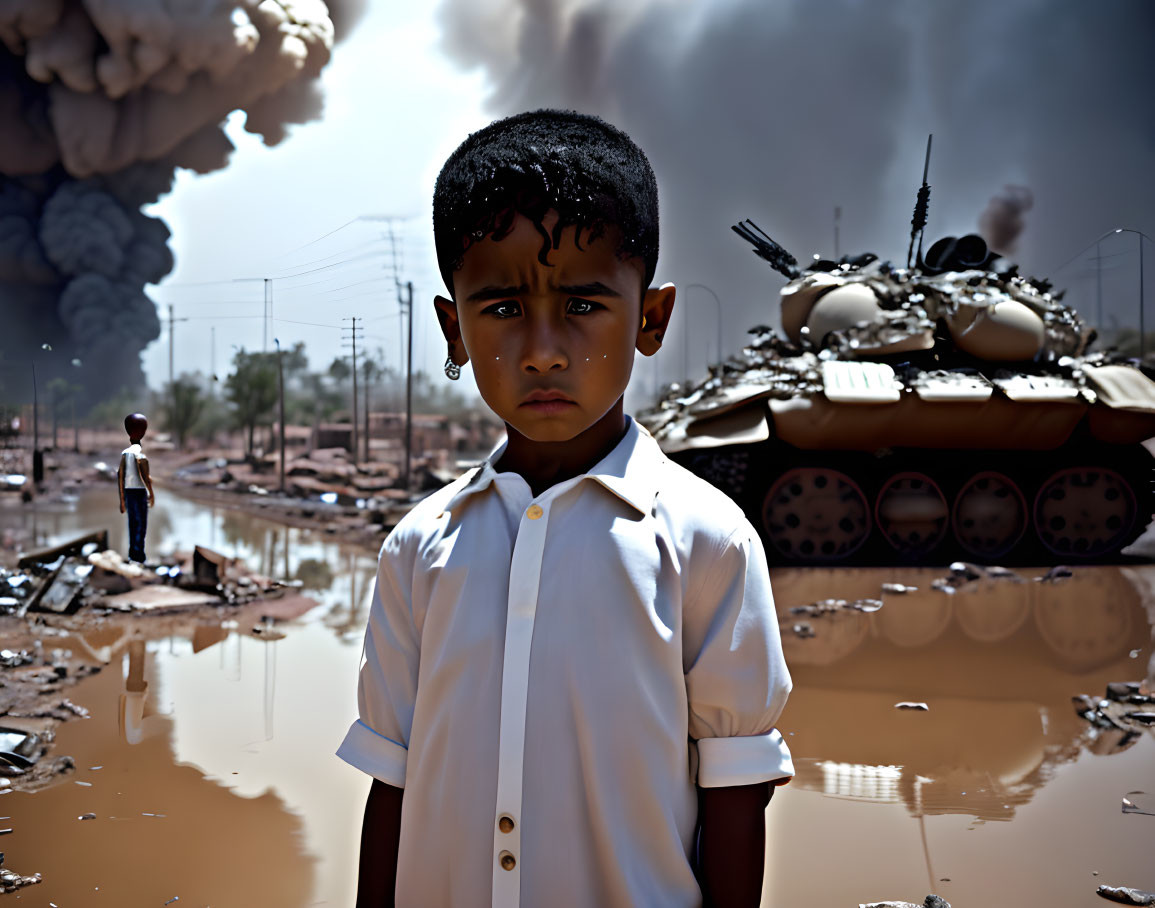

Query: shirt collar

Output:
[444, 416, 662, 516]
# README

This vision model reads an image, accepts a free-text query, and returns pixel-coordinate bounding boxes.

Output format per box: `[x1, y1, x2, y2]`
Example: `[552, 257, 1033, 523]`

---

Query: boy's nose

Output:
[521, 320, 569, 374]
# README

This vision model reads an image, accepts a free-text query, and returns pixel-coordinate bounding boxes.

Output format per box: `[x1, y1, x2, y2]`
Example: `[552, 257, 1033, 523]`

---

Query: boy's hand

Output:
[148, 493, 155, 507]
[119, 499, 126, 514]
[696, 782, 773, 907]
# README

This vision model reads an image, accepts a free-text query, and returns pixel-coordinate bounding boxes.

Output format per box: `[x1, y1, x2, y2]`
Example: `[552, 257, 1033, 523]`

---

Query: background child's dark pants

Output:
[124, 488, 148, 563]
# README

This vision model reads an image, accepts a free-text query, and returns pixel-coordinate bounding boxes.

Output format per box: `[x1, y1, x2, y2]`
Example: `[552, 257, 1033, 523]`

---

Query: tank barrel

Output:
[732, 219, 800, 279]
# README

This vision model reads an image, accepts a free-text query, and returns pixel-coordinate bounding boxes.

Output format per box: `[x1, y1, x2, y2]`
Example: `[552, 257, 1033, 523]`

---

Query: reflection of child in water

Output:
[118, 413, 155, 563]
[119, 638, 149, 745]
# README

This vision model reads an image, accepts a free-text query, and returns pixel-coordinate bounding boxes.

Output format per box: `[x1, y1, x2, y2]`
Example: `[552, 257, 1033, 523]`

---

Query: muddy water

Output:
[2, 490, 1154, 906]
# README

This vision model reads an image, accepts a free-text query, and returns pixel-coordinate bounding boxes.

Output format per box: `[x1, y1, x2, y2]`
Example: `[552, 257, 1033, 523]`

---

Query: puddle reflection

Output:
[2, 491, 1153, 905]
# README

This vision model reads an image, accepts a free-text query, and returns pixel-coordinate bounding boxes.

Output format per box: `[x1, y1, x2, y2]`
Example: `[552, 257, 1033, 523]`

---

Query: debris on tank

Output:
[638, 177, 1155, 566]
[791, 622, 815, 639]
[894, 702, 930, 711]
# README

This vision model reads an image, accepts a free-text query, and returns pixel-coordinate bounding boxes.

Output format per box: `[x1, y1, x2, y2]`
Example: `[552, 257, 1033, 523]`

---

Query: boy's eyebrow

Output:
[465, 281, 623, 302]
[557, 282, 622, 298]
[466, 284, 528, 303]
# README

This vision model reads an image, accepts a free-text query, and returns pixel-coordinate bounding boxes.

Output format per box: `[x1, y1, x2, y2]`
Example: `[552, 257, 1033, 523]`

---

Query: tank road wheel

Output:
[1033, 466, 1138, 559]
[952, 471, 1029, 560]
[762, 468, 871, 562]
[874, 472, 949, 559]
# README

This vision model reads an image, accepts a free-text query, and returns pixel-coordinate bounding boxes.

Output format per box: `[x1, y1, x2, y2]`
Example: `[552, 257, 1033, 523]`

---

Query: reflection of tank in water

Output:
[774, 566, 1154, 822]
[639, 177, 1155, 565]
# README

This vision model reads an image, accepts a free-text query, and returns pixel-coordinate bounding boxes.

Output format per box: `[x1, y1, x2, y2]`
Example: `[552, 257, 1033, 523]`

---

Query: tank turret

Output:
[639, 216, 1155, 566]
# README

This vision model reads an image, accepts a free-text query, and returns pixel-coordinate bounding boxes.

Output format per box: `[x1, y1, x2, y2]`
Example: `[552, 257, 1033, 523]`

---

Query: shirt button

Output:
[526, 504, 543, 520]
[499, 851, 516, 871]
[498, 815, 515, 833]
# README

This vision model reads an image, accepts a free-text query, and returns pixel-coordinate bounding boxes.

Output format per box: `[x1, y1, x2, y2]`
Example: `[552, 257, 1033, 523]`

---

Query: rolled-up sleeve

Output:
[336, 532, 419, 788]
[683, 521, 793, 788]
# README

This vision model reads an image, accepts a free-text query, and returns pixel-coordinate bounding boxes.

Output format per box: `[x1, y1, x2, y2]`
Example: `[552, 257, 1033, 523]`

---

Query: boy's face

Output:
[436, 211, 674, 444]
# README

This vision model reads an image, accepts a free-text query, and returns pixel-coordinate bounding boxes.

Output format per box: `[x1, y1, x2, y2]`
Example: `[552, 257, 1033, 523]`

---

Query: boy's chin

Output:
[503, 418, 590, 444]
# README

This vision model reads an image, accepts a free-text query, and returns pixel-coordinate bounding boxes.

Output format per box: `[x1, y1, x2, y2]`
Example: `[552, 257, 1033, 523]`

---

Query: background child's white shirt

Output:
[338, 417, 793, 908]
[121, 444, 146, 489]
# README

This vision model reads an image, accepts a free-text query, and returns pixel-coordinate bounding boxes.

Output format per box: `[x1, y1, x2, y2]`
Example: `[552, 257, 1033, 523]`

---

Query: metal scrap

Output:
[1097, 886, 1155, 906]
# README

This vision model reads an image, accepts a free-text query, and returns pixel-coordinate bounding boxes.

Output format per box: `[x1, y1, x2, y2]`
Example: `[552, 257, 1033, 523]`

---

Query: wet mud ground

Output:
[1, 489, 1153, 906]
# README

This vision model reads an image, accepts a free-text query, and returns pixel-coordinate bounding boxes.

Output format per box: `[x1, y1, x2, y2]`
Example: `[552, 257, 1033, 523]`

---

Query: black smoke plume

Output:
[435, 0, 1154, 382]
[0, 0, 365, 406]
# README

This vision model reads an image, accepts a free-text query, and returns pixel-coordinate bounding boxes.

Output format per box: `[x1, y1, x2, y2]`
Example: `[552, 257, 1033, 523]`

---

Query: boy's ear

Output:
[636, 282, 676, 357]
[434, 295, 469, 366]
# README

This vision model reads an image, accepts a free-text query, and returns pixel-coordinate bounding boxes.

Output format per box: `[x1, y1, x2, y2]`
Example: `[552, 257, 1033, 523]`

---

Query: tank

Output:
[637, 221, 1155, 566]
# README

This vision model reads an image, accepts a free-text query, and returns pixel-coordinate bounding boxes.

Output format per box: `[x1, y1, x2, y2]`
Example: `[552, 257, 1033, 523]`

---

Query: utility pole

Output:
[263, 279, 272, 353]
[342, 317, 363, 466]
[398, 281, 414, 491]
[167, 305, 188, 432]
[834, 206, 842, 260]
[275, 338, 286, 493]
[363, 355, 372, 464]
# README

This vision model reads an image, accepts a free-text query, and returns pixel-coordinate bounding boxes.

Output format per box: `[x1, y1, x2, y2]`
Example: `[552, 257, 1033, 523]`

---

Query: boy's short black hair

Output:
[433, 109, 659, 296]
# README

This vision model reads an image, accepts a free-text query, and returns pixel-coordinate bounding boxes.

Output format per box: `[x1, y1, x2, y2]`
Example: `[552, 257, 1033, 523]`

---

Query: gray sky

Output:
[144, 0, 1154, 411]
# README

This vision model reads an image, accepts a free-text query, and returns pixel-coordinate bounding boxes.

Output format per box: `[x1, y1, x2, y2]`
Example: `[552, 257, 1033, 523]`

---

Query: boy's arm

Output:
[357, 779, 403, 908]
[117, 455, 125, 512]
[139, 457, 155, 506]
[696, 782, 772, 908]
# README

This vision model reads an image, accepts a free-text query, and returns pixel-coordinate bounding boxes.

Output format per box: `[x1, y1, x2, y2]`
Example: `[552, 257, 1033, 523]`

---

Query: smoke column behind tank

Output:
[433, 0, 1154, 376]
[0, 0, 365, 406]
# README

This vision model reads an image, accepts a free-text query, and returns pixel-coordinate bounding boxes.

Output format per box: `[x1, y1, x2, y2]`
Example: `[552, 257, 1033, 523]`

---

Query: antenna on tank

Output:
[907, 134, 933, 270]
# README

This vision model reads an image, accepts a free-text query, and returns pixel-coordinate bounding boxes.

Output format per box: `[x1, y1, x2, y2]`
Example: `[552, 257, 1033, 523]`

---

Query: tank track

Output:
[676, 440, 1155, 566]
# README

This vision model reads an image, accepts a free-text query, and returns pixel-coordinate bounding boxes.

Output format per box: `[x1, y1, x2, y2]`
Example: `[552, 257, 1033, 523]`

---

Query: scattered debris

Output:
[0, 728, 41, 772]
[1037, 564, 1074, 583]
[1097, 885, 1155, 905]
[932, 562, 1024, 594]
[1122, 792, 1155, 816]
[0, 852, 41, 893]
[789, 598, 883, 617]
[791, 622, 815, 639]
[895, 702, 930, 711]
[78, 812, 96, 820]
[881, 582, 918, 594]
[860, 896, 950, 908]
[32, 558, 93, 615]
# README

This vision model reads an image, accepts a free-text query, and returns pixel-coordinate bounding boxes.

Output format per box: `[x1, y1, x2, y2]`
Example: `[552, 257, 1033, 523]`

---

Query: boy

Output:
[117, 412, 155, 563]
[338, 109, 793, 907]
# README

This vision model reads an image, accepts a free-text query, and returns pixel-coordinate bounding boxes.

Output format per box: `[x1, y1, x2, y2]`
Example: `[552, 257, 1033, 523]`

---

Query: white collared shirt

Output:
[338, 418, 793, 907]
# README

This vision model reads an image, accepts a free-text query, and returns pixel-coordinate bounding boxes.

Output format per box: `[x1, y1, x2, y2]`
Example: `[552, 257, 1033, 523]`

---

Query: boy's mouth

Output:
[520, 389, 578, 413]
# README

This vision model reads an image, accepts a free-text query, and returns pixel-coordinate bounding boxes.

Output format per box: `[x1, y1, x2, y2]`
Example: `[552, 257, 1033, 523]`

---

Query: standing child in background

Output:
[118, 412, 155, 563]
[339, 109, 793, 907]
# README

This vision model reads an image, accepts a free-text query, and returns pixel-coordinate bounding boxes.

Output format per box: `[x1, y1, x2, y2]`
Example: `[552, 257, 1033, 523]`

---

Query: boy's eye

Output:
[482, 300, 522, 319]
[566, 297, 603, 315]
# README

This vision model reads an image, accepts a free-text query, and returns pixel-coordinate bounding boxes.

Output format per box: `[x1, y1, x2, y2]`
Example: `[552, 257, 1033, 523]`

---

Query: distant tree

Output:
[225, 350, 278, 456]
[164, 374, 207, 450]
